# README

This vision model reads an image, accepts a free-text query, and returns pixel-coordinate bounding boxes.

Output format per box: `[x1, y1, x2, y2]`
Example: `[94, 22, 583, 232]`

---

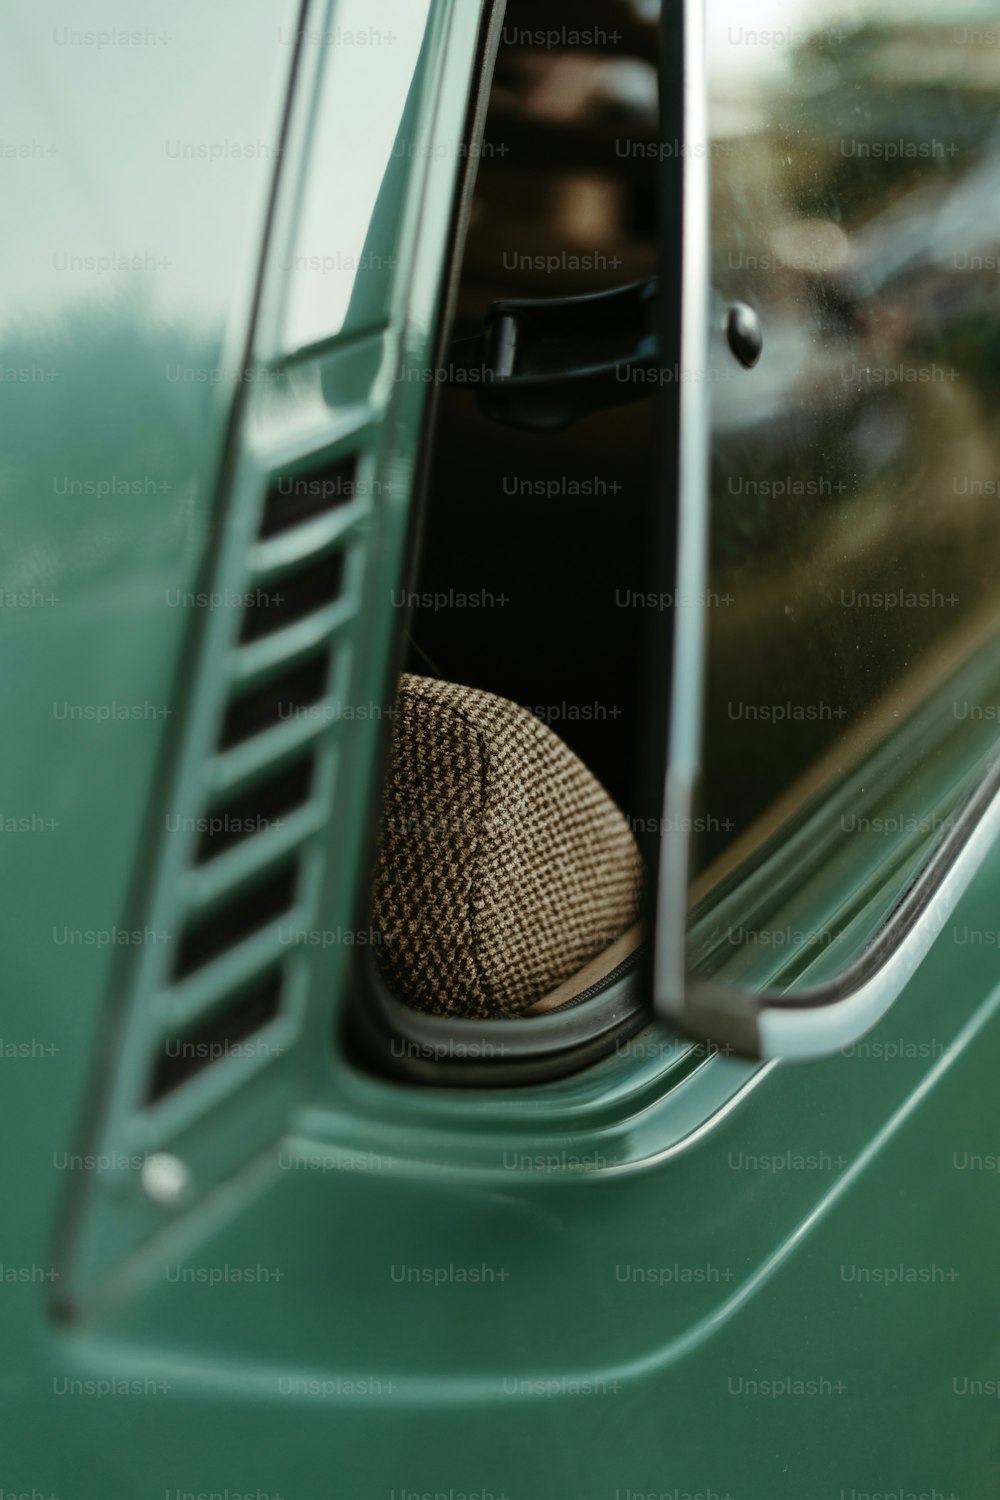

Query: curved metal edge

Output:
[374, 964, 645, 1059]
[652, 0, 711, 1005]
[676, 755, 1000, 1060]
[346, 967, 650, 1088]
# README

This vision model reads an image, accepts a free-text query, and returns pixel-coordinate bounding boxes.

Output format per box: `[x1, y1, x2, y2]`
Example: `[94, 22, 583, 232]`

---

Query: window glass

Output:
[281, 0, 434, 354]
[697, 2, 1000, 885]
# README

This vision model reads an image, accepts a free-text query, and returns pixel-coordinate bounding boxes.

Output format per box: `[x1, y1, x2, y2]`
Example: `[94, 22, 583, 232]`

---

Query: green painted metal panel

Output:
[3, 1, 1000, 1497]
[0, 0, 300, 1346]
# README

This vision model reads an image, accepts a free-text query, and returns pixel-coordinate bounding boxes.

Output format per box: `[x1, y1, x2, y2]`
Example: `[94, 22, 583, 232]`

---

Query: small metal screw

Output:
[141, 1152, 191, 1206]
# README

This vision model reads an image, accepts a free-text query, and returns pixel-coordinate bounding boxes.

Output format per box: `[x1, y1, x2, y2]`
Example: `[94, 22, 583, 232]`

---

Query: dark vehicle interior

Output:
[353, 4, 664, 1063]
[402, 0, 660, 814]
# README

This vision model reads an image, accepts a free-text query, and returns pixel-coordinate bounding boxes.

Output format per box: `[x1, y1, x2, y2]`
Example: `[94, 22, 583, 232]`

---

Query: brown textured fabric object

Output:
[372, 674, 645, 1018]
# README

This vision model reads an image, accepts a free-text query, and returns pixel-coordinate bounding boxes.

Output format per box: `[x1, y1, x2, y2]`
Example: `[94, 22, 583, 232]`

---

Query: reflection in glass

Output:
[281, 0, 434, 354]
[697, 5, 1000, 898]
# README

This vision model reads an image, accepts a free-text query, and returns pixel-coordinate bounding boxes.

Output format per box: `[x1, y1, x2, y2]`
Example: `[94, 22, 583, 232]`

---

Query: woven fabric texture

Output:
[372, 674, 645, 1017]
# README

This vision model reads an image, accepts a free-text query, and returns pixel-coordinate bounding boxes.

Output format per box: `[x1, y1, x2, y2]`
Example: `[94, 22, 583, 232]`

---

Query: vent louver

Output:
[73, 442, 375, 1294]
[166, 455, 360, 1003]
[146, 969, 284, 1105]
[258, 457, 357, 538]
[173, 861, 300, 981]
[239, 551, 345, 644]
[193, 757, 314, 864]
[218, 653, 330, 751]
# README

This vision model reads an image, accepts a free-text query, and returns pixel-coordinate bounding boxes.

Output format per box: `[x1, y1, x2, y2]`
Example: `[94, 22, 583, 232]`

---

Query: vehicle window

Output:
[694, 3, 1000, 892]
[280, 0, 434, 354]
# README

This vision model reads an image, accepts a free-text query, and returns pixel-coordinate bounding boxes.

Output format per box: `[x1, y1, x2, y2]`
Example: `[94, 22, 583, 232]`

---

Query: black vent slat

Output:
[259, 459, 357, 539]
[173, 863, 298, 980]
[218, 654, 330, 750]
[147, 970, 283, 1103]
[239, 553, 345, 644]
[194, 758, 314, 864]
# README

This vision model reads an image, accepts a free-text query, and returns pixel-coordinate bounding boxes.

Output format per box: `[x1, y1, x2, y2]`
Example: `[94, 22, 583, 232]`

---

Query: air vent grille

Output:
[239, 552, 345, 643]
[194, 757, 314, 864]
[146, 969, 284, 1104]
[174, 863, 300, 981]
[258, 458, 357, 539]
[147, 453, 363, 1050]
[218, 654, 330, 750]
[73, 435, 378, 1295]
[160, 454, 361, 1036]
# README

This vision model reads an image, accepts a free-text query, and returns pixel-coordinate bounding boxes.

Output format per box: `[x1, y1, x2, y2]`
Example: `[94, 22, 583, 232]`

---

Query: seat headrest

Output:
[372, 675, 645, 1017]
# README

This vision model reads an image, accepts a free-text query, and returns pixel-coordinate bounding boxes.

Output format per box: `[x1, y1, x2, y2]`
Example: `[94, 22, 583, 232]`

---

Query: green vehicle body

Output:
[3, 2, 999, 1496]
